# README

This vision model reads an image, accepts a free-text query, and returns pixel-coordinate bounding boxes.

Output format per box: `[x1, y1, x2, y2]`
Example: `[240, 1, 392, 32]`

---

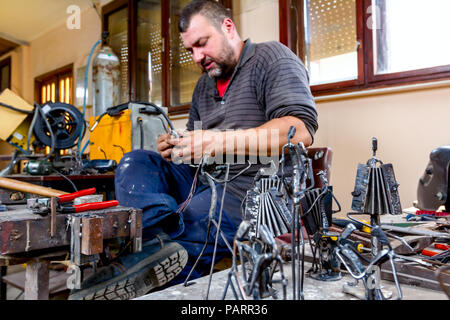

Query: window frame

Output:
[34, 64, 74, 105]
[0, 56, 11, 91]
[102, 0, 233, 116]
[279, 0, 450, 96]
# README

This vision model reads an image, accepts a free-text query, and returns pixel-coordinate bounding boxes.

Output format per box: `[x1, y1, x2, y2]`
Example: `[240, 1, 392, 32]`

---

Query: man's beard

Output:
[202, 39, 235, 79]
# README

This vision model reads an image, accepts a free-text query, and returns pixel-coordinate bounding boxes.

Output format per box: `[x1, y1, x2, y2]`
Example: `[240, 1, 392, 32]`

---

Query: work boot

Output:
[68, 234, 188, 300]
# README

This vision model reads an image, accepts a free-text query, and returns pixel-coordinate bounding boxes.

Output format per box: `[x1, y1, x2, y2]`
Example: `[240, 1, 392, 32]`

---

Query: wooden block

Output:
[129, 209, 142, 253]
[50, 197, 57, 238]
[81, 217, 103, 256]
[24, 259, 49, 300]
[70, 217, 82, 265]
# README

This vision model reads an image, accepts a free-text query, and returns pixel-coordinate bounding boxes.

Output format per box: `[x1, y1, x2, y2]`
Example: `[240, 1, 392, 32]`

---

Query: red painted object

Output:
[58, 188, 97, 203]
[416, 210, 450, 217]
[435, 243, 450, 251]
[421, 249, 440, 257]
[74, 200, 119, 212]
[61, 200, 119, 213]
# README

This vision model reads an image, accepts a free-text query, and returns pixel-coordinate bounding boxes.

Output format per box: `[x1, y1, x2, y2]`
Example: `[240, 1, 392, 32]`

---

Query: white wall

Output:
[171, 0, 281, 129]
[314, 85, 450, 213]
[0, 6, 101, 157]
[29, 6, 102, 107]
[0, 45, 31, 157]
[233, 0, 279, 43]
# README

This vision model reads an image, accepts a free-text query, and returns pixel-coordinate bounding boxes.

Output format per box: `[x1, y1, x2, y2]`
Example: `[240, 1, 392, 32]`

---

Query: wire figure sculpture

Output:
[279, 126, 315, 300]
[222, 221, 288, 300]
[182, 156, 251, 300]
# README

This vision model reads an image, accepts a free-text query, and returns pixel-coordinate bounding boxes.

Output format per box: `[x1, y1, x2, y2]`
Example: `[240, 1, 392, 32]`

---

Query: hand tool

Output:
[395, 254, 435, 267]
[406, 213, 440, 222]
[416, 210, 450, 217]
[380, 224, 450, 239]
[58, 187, 97, 202]
[421, 245, 450, 258]
[0, 176, 67, 197]
[421, 249, 440, 257]
[56, 200, 119, 214]
[389, 235, 433, 255]
[435, 243, 450, 250]
[28, 188, 118, 215]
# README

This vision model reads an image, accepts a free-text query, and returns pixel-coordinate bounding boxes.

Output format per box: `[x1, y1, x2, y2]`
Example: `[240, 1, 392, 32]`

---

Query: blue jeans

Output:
[115, 150, 242, 282]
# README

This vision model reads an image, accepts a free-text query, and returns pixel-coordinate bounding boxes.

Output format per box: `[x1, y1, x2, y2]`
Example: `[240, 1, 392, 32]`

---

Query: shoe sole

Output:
[68, 242, 188, 300]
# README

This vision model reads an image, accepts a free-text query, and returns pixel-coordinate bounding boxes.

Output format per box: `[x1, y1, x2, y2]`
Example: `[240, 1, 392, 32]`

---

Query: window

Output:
[103, 0, 232, 115]
[107, 4, 130, 105]
[279, 0, 450, 95]
[35, 65, 73, 105]
[0, 57, 11, 92]
[370, 0, 450, 75]
[304, 0, 358, 85]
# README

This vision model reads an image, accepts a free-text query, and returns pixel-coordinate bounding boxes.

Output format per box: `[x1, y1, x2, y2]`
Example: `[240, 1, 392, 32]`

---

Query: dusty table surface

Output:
[136, 260, 448, 301]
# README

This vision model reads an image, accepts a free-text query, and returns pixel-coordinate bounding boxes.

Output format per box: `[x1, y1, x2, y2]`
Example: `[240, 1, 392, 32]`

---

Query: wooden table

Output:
[137, 254, 449, 301]
[0, 204, 142, 300]
[1, 173, 116, 205]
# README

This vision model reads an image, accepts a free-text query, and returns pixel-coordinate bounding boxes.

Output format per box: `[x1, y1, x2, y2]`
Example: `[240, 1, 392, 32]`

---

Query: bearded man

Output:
[69, 0, 317, 300]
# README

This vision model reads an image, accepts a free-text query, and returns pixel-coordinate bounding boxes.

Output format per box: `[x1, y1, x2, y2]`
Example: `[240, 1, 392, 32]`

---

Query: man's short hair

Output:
[179, 0, 232, 33]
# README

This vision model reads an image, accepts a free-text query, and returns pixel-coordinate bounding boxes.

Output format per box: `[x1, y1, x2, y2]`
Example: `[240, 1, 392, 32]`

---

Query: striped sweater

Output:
[186, 39, 318, 201]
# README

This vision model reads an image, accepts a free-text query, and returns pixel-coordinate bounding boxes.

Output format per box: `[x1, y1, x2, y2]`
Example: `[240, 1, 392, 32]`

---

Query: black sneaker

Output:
[68, 236, 188, 300]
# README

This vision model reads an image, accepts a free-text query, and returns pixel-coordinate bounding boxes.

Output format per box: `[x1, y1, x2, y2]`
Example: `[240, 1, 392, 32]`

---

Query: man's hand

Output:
[168, 130, 223, 164]
[157, 133, 177, 161]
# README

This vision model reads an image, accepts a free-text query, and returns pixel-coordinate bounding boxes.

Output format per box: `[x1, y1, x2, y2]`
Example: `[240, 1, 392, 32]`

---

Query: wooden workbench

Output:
[0, 204, 142, 300]
[1, 173, 116, 205]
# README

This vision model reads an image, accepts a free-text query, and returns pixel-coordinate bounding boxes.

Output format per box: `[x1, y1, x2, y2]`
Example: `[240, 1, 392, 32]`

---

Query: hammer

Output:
[0, 176, 68, 197]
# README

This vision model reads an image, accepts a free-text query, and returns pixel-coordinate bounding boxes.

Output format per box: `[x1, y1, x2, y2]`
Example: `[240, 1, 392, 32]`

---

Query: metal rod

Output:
[268, 194, 288, 235]
[378, 167, 390, 213]
[206, 164, 230, 300]
[265, 194, 280, 236]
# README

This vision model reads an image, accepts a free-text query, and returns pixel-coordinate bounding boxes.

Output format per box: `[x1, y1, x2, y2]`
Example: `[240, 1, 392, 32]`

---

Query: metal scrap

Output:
[380, 224, 450, 239]
[351, 138, 402, 215]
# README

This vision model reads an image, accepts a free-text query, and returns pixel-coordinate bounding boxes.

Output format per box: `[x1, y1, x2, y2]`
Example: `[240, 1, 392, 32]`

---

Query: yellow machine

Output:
[88, 102, 172, 165]
[89, 109, 132, 164]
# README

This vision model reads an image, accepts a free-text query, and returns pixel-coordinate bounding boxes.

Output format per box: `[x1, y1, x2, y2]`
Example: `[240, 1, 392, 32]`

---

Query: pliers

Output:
[406, 210, 450, 222]
[31, 188, 119, 215]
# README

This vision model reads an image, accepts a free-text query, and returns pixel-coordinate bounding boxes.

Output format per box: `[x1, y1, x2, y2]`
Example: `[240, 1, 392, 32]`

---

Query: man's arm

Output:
[168, 115, 311, 163]
[223, 115, 312, 156]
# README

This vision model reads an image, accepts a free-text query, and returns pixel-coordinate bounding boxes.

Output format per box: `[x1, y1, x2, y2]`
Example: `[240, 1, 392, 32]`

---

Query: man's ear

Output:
[221, 18, 235, 38]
